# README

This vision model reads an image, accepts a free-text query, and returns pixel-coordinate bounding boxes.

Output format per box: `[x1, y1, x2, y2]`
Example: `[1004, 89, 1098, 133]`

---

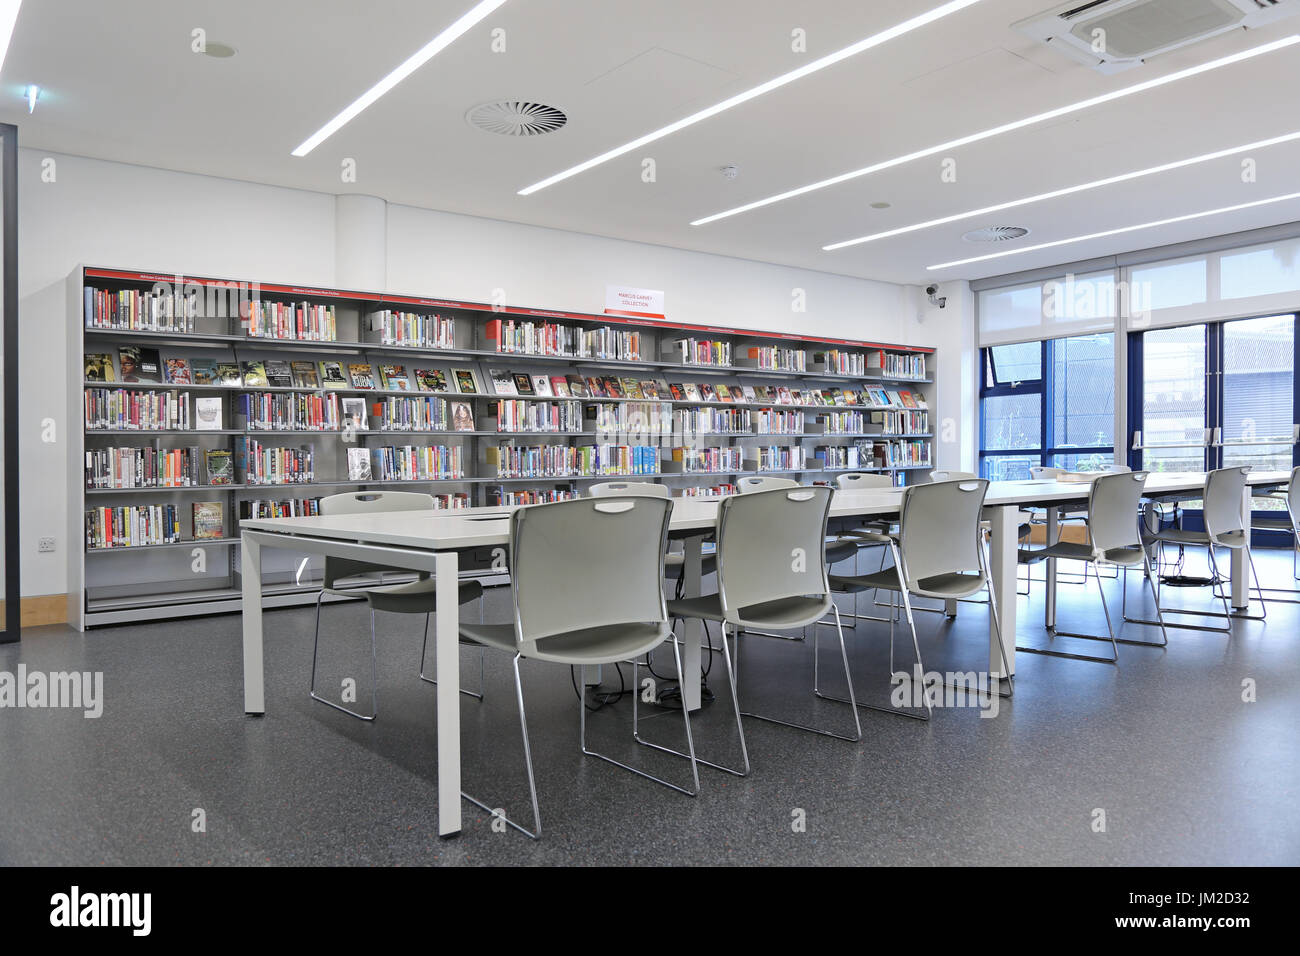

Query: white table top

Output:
[239, 471, 1291, 551]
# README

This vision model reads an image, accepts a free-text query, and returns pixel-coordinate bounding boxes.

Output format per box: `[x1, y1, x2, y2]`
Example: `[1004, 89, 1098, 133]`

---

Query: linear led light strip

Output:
[826, 130, 1300, 250]
[517, 0, 985, 196]
[692, 34, 1300, 227]
[926, 191, 1300, 271]
[0, 0, 23, 75]
[292, 0, 509, 156]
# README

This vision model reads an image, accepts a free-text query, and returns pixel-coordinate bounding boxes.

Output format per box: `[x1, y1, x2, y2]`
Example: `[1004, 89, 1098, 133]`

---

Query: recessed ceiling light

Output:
[870, 201, 891, 209]
[692, 34, 1300, 227]
[823, 129, 1300, 250]
[516, 0, 985, 196]
[927, 191, 1300, 271]
[292, 0, 510, 157]
[202, 41, 237, 58]
[0, 0, 22, 76]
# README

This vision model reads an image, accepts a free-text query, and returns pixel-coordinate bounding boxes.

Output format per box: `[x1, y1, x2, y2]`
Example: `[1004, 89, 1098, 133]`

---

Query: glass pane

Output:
[1223, 315, 1294, 479]
[982, 392, 1041, 451]
[1043, 271, 1117, 322]
[1052, 333, 1114, 449]
[1221, 238, 1300, 300]
[1130, 258, 1207, 312]
[979, 284, 1044, 342]
[1051, 451, 1115, 471]
[981, 455, 1037, 481]
[1142, 324, 1206, 474]
[988, 342, 1041, 384]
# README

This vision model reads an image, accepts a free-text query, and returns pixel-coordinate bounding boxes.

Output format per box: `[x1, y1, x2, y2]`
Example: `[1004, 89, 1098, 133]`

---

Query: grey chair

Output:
[457, 495, 698, 839]
[1017, 471, 1167, 664]
[1124, 467, 1267, 633]
[829, 472, 898, 623]
[590, 480, 718, 576]
[829, 478, 1011, 719]
[666, 484, 860, 772]
[1247, 465, 1300, 603]
[309, 490, 485, 721]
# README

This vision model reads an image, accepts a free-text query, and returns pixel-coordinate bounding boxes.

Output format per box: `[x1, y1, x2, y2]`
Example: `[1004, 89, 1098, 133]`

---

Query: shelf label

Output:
[605, 285, 665, 320]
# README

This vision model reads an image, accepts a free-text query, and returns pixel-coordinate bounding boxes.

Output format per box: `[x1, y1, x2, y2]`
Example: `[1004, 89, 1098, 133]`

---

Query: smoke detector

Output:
[963, 225, 1031, 243]
[466, 101, 568, 137]
[1014, 0, 1300, 74]
[719, 164, 740, 180]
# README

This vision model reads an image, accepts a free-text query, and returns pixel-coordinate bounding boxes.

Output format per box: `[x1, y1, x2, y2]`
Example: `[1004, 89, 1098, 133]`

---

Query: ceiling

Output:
[4, 0, 1300, 286]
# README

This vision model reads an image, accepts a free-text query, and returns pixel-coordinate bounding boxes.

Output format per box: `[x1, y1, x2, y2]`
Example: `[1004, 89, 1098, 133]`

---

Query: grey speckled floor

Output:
[2, 551, 1299, 866]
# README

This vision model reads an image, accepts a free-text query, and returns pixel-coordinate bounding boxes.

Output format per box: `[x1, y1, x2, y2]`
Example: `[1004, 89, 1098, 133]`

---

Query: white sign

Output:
[605, 285, 665, 318]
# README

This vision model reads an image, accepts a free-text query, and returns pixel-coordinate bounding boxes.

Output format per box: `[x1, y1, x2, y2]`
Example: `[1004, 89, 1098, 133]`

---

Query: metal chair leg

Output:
[1017, 561, 1119, 664]
[1125, 543, 1233, 634]
[934, 539, 1015, 700]
[817, 591, 930, 720]
[462, 653, 541, 839]
[309, 595, 379, 720]
[419, 606, 485, 699]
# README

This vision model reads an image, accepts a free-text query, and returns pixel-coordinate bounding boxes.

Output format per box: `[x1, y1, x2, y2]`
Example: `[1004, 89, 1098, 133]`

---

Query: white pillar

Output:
[334, 194, 387, 291]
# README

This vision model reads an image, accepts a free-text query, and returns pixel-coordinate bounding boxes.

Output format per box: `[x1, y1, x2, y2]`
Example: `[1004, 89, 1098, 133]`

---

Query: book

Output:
[566, 375, 589, 398]
[584, 377, 606, 398]
[603, 377, 624, 398]
[341, 397, 369, 430]
[654, 378, 672, 398]
[319, 360, 348, 388]
[513, 372, 534, 395]
[531, 374, 552, 397]
[715, 384, 733, 403]
[190, 359, 219, 386]
[450, 400, 475, 432]
[621, 378, 644, 399]
[118, 346, 162, 383]
[379, 364, 410, 391]
[291, 361, 320, 388]
[452, 368, 480, 394]
[164, 358, 192, 385]
[668, 383, 685, 401]
[549, 375, 570, 397]
[899, 390, 918, 409]
[241, 361, 269, 388]
[194, 397, 223, 431]
[640, 380, 659, 400]
[699, 383, 717, 402]
[683, 383, 702, 402]
[414, 368, 449, 392]
[488, 368, 516, 395]
[347, 447, 372, 481]
[753, 386, 774, 403]
[206, 449, 233, 485]
[193, 502, 225, 540]
[777, 387, 793, 404]
[84, 353, 116, 383]
[264, 360, 294, 388]
[348, 364, 376, 389]
[740, 385, 757, 403]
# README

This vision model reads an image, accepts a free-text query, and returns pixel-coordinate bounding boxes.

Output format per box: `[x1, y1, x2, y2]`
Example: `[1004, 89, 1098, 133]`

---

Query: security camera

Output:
[925, 284, 938, 296]
[926, 284, 946, 309]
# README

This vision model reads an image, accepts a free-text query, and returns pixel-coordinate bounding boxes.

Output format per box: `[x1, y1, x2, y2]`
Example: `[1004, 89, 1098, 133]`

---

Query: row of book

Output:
[486, 489, 575, 506]
[485, 443, 661, 478]
[676, 483, 738, 498]
[85, 503, 184, 548]
[85, 446, 202, 490]
[814, 350, 867, 376]
[743, 345, 807, 372]
[85, 388, 190, 430]
[671, 407, 752, 435]
[485, 319, 642, 361]
[239, 498, 321, 519]
[816, 445, 874, 470]
[873, 410, 930, 435]
[347, 446, 465, 482]
[246, 301, 338, 342]
[374, 396, 452, 432]
[368, 310, 456, 349]
[84, 287, 198, 333]
[239, 439, 314, 485]
[671, 447, 745, 474]
[747, 446, 808, 472]
[494, 400, 584, 433]
[822, 411, 867, 434]
[668, 338, 732, 367]
[872, 350, 927, 379]
[239, 392, 342, 431]
[592, 402, 673, 435]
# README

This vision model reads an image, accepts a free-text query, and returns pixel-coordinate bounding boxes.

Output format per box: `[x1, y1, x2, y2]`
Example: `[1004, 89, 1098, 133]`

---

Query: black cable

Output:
[570, 661, 625, 711]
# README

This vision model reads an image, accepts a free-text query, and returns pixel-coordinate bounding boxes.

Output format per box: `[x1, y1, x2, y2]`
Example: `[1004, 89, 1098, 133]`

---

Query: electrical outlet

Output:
[38, 537, 56, 553]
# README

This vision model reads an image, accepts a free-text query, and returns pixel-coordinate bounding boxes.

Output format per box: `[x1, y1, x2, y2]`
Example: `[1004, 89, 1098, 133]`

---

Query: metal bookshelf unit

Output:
[68, 265, 936, 627]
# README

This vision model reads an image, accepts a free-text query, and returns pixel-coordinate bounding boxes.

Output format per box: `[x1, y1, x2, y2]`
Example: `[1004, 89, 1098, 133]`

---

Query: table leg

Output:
[1231, 486, 1250, 610]
[988, 506, 1022, 677]
[241, 532, 265, 715]
[434, 550, 462, 837]
[1044, 507, 1059, 629]
[680, 535, 704, 712]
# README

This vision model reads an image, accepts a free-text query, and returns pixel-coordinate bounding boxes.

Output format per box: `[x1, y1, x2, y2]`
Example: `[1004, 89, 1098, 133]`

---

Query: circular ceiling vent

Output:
[466, 101, 567, 137]
[963, 225, 1030, 243]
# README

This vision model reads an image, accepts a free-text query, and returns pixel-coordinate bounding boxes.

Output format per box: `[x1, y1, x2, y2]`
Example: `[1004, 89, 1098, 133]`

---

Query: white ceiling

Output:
[4, 0, 1300, 286]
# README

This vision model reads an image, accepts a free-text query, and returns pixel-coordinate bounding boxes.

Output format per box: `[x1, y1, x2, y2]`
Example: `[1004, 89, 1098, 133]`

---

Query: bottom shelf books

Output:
[487, 488, 576, 506]
[86, 504, 182, 548]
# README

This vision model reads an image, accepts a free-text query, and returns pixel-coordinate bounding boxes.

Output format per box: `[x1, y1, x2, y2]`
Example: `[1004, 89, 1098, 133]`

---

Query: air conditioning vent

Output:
[1014, 0, 1300, 73]
[466, 101, 568, 137]
[963, 226, 1031, 243]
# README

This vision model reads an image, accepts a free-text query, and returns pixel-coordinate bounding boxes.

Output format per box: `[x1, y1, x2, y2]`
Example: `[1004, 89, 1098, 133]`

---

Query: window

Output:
[1140, 324, 1207, 474]
[1221, 238, 1300, 300]
[1222, 315, 1295, 475]
[979, 333, 1115, 478]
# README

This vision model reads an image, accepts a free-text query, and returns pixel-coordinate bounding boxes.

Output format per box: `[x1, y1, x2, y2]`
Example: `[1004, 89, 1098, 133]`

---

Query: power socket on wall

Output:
[38, 536, 56, 553]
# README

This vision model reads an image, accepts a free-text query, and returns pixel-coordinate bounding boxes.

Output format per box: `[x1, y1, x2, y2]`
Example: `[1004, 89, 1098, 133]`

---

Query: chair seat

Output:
[1251, 517, 1296, 532]
[459, 620, 668, 665]
[1017, 540, 1145, 567]
[824, 540, 860, 565]
[1151, 527, 1248, 548]
[364, 577, 483, 614]
[666, 594, 829, 630]
[830, 568, 984, 600]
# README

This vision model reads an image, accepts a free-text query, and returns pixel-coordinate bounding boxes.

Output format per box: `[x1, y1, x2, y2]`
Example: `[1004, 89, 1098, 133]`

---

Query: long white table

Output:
[239, 470, 1288, 837]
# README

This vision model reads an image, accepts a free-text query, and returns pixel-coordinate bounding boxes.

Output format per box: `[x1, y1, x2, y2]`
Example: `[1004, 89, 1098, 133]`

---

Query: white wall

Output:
[19, 149, 972, 600]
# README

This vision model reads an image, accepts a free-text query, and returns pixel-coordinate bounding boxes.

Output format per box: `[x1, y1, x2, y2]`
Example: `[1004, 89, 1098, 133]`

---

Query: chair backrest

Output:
[1030, 466, 1064, 479]
[1203, 467, 1249, 539]
[1087, 471, 1148, 555]
[930, 470, 976, 482]
[509, 496, 672, 649]
[715, 485, 832, 624]
[320, 491, 435, 586]
[737, 475, 798, 493]
[1101, 464, 1133, 474]
[836, 472, 893, 490]
[588, 480, 669, 498]
[896, 479, 988, 592]
[1289, 465, 1300, 528]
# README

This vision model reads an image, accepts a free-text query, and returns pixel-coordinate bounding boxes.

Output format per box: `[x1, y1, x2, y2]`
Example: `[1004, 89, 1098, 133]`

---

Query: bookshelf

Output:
[68, 265, 936, 627]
